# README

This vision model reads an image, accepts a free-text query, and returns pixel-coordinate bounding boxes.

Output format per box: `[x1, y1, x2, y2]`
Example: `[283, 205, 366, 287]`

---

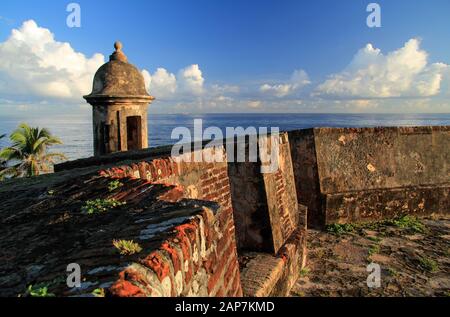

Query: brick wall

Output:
[99, 147, 242, 296]
[229, 132, 301, 254]
[261, 133, 300, 252]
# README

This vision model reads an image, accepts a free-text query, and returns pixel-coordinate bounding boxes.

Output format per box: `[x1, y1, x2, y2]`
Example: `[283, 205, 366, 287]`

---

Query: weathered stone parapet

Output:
[289, 126, 450, 227]
[228, 132, 300, 254]
[325, 184, 449, 224]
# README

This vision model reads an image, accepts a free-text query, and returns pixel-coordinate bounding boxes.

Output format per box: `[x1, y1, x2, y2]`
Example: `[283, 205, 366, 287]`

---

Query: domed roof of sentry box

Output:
[84, 41, 154, 102]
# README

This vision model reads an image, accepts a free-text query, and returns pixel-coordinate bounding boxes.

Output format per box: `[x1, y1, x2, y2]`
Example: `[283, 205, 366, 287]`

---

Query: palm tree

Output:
[0, 123, 67, 178]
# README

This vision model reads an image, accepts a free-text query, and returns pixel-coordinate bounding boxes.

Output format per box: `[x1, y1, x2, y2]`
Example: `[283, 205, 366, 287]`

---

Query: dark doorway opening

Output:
[126, 116, 142, 151]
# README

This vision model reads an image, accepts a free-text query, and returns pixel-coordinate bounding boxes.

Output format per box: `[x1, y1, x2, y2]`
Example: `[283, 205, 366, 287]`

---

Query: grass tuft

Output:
[113, 239, 142, 255]
[81, 198, 126, 214]
[26, 283, 55, 297]
[92, 288, 105, 297]
[386, 215, 425, 233]
[326, 223, 355, 235]
[108, 180, 123, 192]
[418, 257, 439, 273]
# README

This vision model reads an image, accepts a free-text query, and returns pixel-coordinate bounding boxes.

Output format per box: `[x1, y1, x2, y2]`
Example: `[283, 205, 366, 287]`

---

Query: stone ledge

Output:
[325, 183, 450, 224]
[240, 225, 308, 297]
[240, 253, 284, 297]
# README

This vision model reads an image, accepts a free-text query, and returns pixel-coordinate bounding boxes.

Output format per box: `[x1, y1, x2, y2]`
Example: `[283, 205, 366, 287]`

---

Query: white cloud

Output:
[1, 20, 448, 114]
[315, 39, 449, 99]
[260, 69, 310, 97]
[143, 64, 208, 100]
[178, 64, 204, 95]
[0, 20, 104, 100]
[142, 68, 177, 99]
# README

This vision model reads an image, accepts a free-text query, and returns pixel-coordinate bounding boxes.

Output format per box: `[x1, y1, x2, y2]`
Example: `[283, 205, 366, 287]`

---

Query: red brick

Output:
[110, 272, 146, 297]
[215, 287, 224, 297]
[138, 162, 148, 179]
[161, 242, 181, 273]
[158, 185, 184, 202]
[223, 261, 238, 290]
[203, 250, 217, 273]
[207, 261, 224, 294]
[141, 251, 171, 282]
[110, 280, 146, 297]
[230, 272, 242, 297]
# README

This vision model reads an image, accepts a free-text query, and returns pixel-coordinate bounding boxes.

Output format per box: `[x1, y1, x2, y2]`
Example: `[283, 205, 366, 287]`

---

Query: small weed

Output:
[386, 215, 425, 233]
[92, 288, 105, 297]
[113, 239, 142, 255]
[299, 267, 310, 277]
[326, 223, 354, 235]
[368, 244, 381, 257]
[387, 267, 398, 277]
[367, 236, 382, 243]
[26, 283, 55, 297]
[82, 198, 126, 214]
[108, 180, 123, 192]
[418, 257, 439, 273]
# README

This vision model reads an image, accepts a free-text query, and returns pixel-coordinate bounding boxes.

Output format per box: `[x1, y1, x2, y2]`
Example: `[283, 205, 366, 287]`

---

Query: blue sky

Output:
[1, 0, 450, 114]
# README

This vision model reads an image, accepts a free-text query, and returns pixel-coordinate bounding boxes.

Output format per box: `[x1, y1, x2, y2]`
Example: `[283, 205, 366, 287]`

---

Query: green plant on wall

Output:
[113, 239, 142, 255]
[108, 179, 124, 192]
[92, 288, 106, 297]
[25, 283, 55, 297]
[81, 198, 126, 214]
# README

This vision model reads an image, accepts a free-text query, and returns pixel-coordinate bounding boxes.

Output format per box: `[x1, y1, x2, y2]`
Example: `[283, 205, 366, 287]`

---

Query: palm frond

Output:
[0, 123, 66, 178]
[0, 147, 21, 161]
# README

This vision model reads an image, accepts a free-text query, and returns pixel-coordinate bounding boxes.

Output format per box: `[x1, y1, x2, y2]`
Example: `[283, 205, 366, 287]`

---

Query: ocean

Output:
[1, 113, 449, 161]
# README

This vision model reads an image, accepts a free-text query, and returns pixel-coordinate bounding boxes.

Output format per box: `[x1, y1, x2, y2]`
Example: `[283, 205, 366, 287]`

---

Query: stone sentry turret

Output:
[84, 42, 154, 156]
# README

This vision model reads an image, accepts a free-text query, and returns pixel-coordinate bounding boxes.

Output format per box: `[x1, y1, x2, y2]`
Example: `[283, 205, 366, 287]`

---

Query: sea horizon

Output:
[1, 112, 449, 161]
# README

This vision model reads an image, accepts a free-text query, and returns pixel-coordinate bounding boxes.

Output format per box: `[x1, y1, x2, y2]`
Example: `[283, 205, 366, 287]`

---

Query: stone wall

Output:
[98, 146, 243, 296]
[289, 126, 450, 226]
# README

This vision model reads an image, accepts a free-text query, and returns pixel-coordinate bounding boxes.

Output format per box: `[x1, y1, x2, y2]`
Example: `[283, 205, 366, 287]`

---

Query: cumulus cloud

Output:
[1, 20, 448, 114]
[315, 39, 449, 99]
[143, 64, 207, 99]
[0, 20, 104, 100]
[178, 64, 205, 95]
[260, 69, 310, 97]
[142, 68, 177, 99]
